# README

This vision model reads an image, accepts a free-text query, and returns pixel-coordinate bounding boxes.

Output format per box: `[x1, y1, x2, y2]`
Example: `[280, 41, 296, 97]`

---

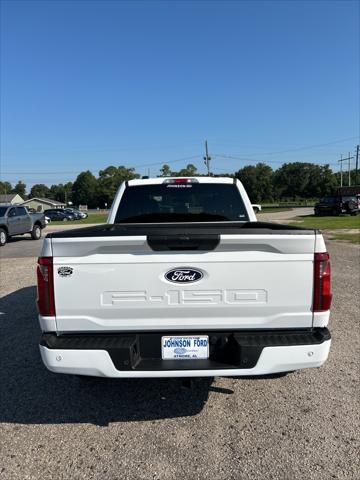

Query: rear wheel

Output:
[346, 200, 357, 215]
[31, 224, 42, 240]
[62, 217, 68, 222]
[0, 228, 7, 246]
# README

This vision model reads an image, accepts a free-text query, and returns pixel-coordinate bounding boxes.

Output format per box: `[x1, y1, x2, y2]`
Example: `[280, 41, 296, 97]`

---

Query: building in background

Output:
[0, 193, 24, 205]
[21, 197, 66, 212]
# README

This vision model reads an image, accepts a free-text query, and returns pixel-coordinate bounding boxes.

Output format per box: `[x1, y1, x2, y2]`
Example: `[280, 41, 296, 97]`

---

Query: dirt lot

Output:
[0, 239, 359, 480]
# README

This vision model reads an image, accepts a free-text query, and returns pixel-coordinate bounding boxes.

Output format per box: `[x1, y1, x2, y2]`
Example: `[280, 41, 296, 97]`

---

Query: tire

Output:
[346, 200, 357, 215]
[0, 228, 7, 246]
[31, 224, 42, 240]
[62, 218, 68, 222]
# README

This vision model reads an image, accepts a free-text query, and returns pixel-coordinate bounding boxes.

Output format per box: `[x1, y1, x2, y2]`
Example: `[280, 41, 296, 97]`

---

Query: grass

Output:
[329, 233, 360, 245]
[259, 207, 292, 213]
[49, 213, 107, 225]
[289, 214, 360, 230]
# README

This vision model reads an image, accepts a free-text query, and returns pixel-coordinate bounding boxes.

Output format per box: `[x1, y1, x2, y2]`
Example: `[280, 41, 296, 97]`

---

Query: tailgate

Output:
[51, 231, 316, 332]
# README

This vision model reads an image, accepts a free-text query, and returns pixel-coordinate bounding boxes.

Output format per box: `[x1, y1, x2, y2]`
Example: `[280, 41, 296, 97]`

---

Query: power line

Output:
[214, 153, 284, 164]
[213, 153, 343, 168]
[0, 154, 201, 175]
[210, 136, 359, 156]
[6, 141, 202, 154]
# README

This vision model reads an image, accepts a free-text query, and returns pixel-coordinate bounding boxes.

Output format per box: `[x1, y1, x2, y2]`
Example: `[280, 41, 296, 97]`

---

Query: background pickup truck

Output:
[0, 205, 46, 246]
[37, 177, 331, 378]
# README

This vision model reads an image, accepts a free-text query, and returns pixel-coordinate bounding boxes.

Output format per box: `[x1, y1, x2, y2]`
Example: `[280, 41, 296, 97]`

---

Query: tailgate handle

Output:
[147, 234, 219, 251]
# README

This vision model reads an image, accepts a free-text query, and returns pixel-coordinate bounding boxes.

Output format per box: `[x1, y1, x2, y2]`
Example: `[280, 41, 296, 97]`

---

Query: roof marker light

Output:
[162, 178, 199, 184]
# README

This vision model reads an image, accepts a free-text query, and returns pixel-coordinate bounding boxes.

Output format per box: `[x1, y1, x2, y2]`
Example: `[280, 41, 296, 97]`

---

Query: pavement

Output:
[0, 224, 98, 259]
[0, 211, 359, 480]
[257, 207, 313, 223]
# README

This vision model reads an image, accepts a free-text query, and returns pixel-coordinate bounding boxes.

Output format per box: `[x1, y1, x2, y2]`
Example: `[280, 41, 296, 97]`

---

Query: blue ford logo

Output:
[174, 348, 187, 355]
[165, 267, 203, 284]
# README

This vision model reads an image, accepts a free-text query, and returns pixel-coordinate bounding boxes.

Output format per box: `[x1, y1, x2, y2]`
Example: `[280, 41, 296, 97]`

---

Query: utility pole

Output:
[203, 140, 211, 176]
[338, 153, 354, 187]
[339, 154, 343, 187]
[355, 144, 359, 185]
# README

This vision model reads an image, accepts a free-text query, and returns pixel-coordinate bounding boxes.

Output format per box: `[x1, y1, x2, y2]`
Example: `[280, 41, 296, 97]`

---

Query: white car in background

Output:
[252, 204, 262, 214]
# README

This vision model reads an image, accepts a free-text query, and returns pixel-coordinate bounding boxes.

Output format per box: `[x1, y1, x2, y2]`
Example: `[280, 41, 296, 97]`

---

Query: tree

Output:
[96, 166, 139, 207]
[177, 164, 198, 177]
[158, 163, 199, 177]
[306, 164, 337, 198]
[30, 184, 51, 198]
[235, 163, 274, 203]
[72, 171, 97, 207]
[50, 182, 73, 204]
[0, 181, 13, 195]
[333, 169, 357, 188]
[12, 180, 27, 197]
[273, 163, 337, 200]
[159, 164, 171, 177]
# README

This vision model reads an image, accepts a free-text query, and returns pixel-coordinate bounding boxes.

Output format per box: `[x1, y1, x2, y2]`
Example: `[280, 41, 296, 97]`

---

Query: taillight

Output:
[37, 257, 55, 316]
[313, 252, 332, 312]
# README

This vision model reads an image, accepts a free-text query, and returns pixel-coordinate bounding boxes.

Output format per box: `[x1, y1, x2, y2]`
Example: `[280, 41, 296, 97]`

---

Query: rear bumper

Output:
[39, 329, 331, 378]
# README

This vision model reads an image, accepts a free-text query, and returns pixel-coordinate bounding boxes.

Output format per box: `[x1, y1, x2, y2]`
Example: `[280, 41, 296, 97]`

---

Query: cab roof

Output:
[127, 176, 237, 187]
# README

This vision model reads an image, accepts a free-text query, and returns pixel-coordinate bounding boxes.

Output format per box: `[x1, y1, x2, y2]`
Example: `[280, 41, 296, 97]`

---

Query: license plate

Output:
[161, 336, 209, 360]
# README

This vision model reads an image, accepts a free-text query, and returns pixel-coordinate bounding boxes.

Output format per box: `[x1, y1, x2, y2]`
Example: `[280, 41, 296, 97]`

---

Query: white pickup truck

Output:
[37, 177, 331, 378]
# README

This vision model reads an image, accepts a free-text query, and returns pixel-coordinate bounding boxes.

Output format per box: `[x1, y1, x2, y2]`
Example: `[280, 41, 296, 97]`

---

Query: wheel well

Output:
[0, 225, 8, 233]
[34, 221, 42, 228]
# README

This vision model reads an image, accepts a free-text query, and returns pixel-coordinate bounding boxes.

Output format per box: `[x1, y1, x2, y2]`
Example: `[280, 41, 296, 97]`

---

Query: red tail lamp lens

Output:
[313, 252, 332, 312]
[37, 257, 55, 316]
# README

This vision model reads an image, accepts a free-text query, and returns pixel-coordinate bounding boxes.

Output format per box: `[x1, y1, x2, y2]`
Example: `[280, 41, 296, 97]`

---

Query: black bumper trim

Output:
[41, 328, 330, 371]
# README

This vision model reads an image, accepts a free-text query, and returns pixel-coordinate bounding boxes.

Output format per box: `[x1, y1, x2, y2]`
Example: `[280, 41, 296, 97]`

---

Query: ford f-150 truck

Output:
[37, 177, 331, 378]
[0, 205, 46, 246]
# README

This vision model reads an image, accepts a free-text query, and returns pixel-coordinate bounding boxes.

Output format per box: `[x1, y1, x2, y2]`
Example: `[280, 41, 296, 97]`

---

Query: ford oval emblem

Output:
[165, 267, 203, 284]
[57, 266, 73, 277]
[174, 348, 188, 355]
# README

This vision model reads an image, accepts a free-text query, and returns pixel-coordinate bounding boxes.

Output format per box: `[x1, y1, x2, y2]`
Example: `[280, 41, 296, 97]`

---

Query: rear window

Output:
[322, 196, 338, 204]
[115, 183, 249, 223]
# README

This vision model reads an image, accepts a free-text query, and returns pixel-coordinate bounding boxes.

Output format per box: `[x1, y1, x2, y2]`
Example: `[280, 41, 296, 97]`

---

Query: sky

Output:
[1, 0, 359, 189]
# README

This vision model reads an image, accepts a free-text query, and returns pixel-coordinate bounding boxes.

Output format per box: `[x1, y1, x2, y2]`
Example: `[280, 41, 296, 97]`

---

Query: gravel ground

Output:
[0, 241, 359, 480]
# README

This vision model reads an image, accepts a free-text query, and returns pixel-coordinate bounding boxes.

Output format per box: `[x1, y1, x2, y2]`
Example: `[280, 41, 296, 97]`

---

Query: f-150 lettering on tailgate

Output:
[101, 289, 267, 306]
